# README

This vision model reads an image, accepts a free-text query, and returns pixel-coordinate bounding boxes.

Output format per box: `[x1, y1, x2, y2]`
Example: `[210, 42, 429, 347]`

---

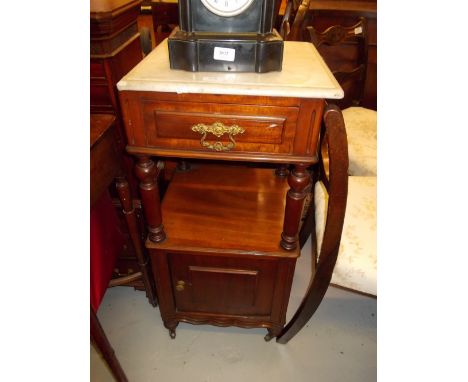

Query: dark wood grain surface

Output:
[90, 114, 116, 148]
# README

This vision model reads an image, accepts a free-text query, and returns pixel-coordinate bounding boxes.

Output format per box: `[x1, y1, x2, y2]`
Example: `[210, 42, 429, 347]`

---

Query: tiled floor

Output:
[91, 237, 376, 381]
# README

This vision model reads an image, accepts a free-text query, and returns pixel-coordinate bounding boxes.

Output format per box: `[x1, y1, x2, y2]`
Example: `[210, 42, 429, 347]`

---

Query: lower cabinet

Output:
[151, 249, 297, 340]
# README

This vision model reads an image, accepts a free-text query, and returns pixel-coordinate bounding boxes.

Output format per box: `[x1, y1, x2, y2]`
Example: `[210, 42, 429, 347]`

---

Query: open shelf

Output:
[147, 163, 299, 258]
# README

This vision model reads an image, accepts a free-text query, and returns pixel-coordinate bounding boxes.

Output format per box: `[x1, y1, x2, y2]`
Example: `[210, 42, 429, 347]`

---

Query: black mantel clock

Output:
[168, 0, 283, 73]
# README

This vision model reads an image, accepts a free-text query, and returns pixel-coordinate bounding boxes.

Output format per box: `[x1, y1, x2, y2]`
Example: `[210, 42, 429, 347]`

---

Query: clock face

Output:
[200, 0, 255, 17]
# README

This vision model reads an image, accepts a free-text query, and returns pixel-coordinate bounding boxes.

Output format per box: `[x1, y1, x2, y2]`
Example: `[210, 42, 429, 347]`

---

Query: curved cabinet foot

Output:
[164, 320, 178, 339]
[264, 328, 281, 342]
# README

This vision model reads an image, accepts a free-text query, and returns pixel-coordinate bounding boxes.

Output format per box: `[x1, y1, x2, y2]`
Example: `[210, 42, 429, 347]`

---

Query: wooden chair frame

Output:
[280, 0, 312, 41]
[277, 104, 349, 344]
[91, 115, 159, 381]
[307, 17, 369, 107]
[281, 1, 369, 108]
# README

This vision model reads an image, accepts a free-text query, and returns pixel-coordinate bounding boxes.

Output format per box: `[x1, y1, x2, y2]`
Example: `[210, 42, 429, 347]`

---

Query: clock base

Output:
[168, 28, 283, 73]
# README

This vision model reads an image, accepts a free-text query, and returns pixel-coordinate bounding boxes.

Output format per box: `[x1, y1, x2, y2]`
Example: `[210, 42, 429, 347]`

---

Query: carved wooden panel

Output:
[308, 6, 377, 110]
[142, 101, 297, 153]
[169, 253, 278, 316]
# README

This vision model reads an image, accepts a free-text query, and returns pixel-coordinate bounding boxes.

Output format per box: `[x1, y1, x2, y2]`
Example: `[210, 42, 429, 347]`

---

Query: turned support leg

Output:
[134, 156, 166, 243]
[280, 163, 311, 251]
[115, 176, 158, 307]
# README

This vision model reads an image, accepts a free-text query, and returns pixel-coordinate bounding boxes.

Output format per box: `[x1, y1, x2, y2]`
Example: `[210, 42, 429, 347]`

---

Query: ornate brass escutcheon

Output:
[191, 122, 245, 151]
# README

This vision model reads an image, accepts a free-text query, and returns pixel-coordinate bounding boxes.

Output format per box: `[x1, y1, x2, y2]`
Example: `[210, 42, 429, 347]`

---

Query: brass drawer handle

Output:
[191, 122, 245, 151]
[175, 280, 185, 292]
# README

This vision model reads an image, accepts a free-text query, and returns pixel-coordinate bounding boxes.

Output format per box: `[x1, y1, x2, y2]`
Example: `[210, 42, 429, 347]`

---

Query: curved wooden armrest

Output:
[277, 104, 349, 344]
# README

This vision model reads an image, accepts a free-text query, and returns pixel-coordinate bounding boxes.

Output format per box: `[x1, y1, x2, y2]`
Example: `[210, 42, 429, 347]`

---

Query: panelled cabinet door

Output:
[168, 253, 278, 316]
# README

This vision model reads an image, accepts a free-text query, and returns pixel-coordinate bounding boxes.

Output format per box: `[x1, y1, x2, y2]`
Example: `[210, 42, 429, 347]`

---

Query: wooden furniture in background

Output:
[91, 0, 143, 116]
[91, 115, 121, 206]
[91, 0, 157, 285]
[277, 104, 349, 343]
[91, 114, 157, 307]
[150, 0, 179, 46]
[117, 40, 343, 340]
[307, 17, 368, 110]
[284, 0, 376, 110]
[90, 113, 154, 381]
[306, 17, 377, 179]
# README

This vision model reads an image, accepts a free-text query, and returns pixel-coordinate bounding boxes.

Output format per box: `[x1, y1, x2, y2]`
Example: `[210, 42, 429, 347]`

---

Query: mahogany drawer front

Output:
[141, 100, 299, 154]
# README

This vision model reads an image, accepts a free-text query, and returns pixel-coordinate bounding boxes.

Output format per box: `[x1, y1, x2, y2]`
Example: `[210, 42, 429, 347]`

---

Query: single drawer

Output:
[141, 100, 299, 154]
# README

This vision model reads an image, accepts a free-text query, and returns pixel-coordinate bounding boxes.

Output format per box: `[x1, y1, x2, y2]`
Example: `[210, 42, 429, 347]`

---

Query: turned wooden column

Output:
[280, 163, 311, 250]
[134, 156, 166, 243]
[115, 176, 158, 307]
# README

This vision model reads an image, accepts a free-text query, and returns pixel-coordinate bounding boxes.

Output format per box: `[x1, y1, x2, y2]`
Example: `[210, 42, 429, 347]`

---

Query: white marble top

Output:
[117, 40, 343, 99]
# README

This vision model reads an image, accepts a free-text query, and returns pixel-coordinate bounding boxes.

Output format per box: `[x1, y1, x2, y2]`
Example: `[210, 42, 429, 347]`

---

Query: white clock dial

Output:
[200, 0, 255, 17]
